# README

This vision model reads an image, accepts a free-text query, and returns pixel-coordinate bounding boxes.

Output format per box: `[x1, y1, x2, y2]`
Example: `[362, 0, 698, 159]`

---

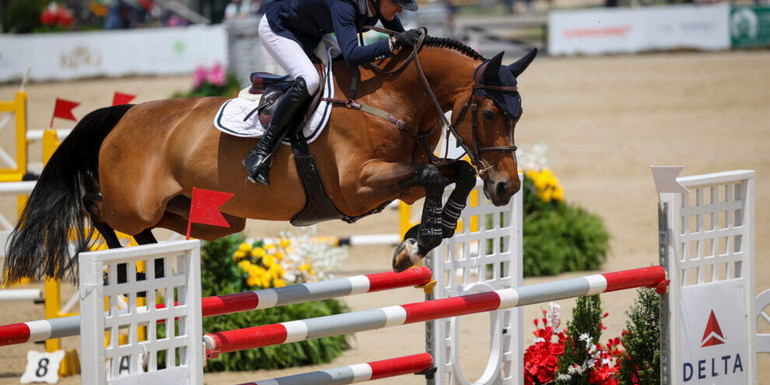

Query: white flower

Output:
[601, 358, 613, 366]
[585, 358, 595, 368]
[556, 374, 572, 381]
[533, 337, 545, 343]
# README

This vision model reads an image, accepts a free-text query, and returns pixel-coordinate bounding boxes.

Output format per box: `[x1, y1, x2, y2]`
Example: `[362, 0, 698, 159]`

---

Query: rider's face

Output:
[377, 0, 403, 21]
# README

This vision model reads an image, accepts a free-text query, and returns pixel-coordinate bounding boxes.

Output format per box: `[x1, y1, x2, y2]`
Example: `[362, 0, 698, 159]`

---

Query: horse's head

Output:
[450, 49, 537, 206]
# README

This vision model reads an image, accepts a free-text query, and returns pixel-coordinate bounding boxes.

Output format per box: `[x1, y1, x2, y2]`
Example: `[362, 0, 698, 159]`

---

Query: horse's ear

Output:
[483, 52, 505, 82]
[508, 48, 538, 78]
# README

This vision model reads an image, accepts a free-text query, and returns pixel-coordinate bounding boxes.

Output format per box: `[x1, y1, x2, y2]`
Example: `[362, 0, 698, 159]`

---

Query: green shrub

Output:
[3, 0, 47, 33]
[199, 235, 351, 371]
[521, 172, 610, 277]
[618, 289, 660, 385]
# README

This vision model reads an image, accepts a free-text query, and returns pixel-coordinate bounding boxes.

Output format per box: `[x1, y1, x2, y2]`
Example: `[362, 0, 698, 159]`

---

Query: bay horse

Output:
[3, 37, 536, 283]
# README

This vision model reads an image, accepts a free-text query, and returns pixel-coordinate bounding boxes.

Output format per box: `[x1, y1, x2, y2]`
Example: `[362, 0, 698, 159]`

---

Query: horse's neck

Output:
[413, 48, 479, 111]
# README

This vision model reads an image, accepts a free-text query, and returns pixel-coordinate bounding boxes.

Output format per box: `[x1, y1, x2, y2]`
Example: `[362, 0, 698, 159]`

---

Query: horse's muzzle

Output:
[483, 173, 520, 206]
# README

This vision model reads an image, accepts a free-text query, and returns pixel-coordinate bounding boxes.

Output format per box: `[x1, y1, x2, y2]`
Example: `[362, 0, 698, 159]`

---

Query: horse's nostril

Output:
[496, 181, 508, 198]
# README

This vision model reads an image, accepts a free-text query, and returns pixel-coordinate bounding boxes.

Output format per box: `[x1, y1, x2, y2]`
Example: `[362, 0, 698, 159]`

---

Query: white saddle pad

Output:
[213, 39, 339, 144]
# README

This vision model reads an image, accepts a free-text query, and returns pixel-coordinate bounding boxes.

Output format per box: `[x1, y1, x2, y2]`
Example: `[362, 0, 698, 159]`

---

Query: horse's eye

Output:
[482, 110, 496, 121]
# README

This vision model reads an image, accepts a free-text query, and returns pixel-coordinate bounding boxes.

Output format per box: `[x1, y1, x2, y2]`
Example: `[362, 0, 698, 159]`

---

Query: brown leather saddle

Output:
[246, 62, 391, 226]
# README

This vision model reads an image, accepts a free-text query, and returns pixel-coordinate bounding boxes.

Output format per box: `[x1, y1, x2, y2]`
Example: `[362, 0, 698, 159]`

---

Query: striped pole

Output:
[204, 266, 666, 358]
[236, 353, 433, 385]
[0, 267, 431, 347]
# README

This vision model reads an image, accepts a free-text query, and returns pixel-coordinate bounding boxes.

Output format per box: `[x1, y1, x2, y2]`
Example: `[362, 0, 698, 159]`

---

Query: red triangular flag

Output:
[50, 98, 79, 128]
[187, 187, 233, 239]
[112, 92, 136, 106]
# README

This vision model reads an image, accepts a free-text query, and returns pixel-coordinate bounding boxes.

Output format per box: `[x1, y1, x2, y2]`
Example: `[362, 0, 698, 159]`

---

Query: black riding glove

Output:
[393, 29, 423, 50]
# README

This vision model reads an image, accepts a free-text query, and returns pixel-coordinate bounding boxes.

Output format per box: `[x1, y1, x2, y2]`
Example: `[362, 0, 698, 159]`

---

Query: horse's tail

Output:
[3, 104, 133, 283]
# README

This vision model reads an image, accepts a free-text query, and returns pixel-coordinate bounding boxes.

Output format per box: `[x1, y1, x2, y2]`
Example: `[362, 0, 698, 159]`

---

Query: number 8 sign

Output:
[21, 350, 65, 384]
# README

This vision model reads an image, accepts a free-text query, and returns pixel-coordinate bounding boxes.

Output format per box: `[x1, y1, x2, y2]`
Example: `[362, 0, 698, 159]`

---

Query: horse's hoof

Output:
[392, 238, 419, 273]
[247, 174, 270, 186]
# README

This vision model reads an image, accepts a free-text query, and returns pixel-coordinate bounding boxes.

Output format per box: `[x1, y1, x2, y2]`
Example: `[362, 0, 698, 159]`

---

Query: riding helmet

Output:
[390, 0, 418, 12]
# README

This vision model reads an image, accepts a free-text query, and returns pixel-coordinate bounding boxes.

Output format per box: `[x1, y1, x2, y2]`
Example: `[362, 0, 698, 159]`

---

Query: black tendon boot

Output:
[243, 77, 311, 185]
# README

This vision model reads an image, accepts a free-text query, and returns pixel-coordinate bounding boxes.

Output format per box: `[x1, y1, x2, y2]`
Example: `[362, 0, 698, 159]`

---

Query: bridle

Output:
[326, 29, 520, 175]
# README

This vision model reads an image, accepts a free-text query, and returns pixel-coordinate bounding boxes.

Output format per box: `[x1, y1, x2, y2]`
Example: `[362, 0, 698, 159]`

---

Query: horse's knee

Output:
[454, 161, 477, 193]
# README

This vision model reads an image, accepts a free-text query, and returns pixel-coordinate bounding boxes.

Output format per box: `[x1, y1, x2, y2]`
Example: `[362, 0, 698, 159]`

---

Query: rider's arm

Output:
[330, 1, 393, 67]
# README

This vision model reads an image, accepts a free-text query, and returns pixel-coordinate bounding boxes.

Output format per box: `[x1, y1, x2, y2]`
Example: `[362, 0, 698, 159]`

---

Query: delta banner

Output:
[549, 4, 730, 56]
[679, 279, 749, 384]
[731, 6, 770, 48]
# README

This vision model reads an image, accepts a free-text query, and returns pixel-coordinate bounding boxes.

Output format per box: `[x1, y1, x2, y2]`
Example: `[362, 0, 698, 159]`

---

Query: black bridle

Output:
[408, 35, 519, 175]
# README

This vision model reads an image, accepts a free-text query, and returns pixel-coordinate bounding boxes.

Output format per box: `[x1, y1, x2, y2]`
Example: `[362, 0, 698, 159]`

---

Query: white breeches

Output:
[258, 15, 321, 95]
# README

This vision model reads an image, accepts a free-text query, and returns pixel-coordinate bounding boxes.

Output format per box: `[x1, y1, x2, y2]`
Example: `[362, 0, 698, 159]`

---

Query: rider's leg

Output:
[243, 78, 310, 185]
[243, 16, 319, 185]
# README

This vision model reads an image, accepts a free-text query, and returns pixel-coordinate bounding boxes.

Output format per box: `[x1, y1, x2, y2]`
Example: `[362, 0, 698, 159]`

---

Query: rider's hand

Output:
[393, 29, 423, 50]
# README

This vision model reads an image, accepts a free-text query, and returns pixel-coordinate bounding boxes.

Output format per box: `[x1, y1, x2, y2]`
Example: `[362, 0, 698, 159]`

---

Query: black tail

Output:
[2, 104, 133, 283]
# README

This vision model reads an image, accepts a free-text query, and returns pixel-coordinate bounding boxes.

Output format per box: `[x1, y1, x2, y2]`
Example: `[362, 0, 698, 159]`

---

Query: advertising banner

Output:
[549, 4, 730, 56]
[678, 279, 749, 384]
[731, 6, 770, 48]
[0, 25, 227, 82]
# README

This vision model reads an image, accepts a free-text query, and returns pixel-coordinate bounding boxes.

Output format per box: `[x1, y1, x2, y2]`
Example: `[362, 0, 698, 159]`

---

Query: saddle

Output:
[245, 63, 390, 226]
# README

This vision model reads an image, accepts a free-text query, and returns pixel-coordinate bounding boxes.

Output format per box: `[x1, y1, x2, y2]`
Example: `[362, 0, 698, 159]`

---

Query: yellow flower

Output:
[237, 260, 252, 270]
[238, 242, 253, 252]
[541, 188, 553, 203]
[263, 255, 275, 268]
[299, 263, 311, 272]
[264, 244, 277, 254]
[279, 238, 291, 249]
[275, 251, 285, 261]
[273, 279, 286, 287]
[246, 275, 261, 288]
[525, 169, 539, 181]
[553, 186, 564, 202]
[250, 247, 266, 258]
[233, 250, 247, 261]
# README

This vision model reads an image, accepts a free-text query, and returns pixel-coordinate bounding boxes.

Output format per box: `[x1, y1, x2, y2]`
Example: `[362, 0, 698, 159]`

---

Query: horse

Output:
[2, 36, 536, 283]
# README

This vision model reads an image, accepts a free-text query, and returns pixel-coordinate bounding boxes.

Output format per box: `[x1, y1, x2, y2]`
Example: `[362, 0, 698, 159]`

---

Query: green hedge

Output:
[521, 171, 610, 277]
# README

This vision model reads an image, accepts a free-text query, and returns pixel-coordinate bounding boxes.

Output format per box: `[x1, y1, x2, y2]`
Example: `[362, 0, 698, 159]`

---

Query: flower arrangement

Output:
[524, 304, 567, 384]
[526, 168, 564, 204]
[230, 227, 349, 291]
[39, 2, 74, 30]
[200, 231, 351, 371]
[524, 298, 626, 385]
[172, 63, 241, 98]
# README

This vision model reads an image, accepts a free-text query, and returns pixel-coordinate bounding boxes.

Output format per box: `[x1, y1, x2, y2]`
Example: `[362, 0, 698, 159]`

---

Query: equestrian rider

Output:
[243, 0, 424, 185]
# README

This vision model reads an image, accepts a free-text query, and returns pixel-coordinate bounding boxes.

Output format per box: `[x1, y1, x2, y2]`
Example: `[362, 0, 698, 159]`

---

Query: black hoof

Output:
[247, 174, 270, 186]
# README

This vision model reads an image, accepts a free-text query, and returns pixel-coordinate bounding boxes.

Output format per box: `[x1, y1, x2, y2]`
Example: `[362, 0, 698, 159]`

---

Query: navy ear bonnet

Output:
[474, 49, 537, 120]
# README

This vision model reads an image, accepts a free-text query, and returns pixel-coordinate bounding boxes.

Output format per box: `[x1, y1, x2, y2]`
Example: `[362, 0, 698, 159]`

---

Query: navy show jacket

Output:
[264, 0, 405, 67]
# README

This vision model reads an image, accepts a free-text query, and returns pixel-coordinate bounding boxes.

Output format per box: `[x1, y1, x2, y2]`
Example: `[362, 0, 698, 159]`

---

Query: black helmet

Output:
[391, 0, 418, 12]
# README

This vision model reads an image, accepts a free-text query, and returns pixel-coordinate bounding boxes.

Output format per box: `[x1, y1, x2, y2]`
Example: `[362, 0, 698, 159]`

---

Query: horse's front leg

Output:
[392, 161, 476, 272]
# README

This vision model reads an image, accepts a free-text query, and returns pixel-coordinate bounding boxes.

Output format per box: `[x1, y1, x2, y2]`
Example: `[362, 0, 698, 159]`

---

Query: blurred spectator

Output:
[224, 0, 255, 19]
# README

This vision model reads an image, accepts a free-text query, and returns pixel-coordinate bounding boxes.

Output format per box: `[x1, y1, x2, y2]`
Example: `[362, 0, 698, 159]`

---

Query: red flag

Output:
[187, 187, 233, 239]
[50, 98, 79, 129]
[112, 92, 136, 106]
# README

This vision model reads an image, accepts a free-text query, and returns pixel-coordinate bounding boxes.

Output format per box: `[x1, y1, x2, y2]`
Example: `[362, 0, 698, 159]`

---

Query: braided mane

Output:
[422, 36, 485, 61]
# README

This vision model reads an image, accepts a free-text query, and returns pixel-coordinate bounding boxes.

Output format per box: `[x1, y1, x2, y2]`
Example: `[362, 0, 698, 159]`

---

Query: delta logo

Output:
[683, 309, 744, 382]
[700, 310, 725, 347]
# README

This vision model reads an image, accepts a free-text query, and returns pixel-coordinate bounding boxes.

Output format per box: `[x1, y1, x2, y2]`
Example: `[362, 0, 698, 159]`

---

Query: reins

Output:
[322, 29, 518, 175]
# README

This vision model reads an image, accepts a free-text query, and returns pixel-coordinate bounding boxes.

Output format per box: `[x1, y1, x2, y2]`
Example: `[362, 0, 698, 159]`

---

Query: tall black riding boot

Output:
[243, 77, 311, 185]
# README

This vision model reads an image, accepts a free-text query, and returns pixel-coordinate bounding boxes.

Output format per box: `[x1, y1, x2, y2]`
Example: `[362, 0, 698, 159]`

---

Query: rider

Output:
[243, 0, 424, 185]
